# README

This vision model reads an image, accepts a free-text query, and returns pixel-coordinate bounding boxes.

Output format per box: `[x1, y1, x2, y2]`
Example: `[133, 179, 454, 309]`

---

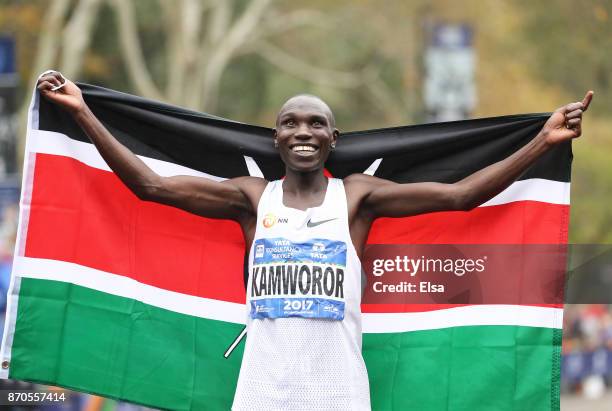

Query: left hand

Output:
[542, 91, 594, 145]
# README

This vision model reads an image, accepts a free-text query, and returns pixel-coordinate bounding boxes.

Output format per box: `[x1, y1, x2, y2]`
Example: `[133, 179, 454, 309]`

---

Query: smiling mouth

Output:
[291, 145, 318, 154]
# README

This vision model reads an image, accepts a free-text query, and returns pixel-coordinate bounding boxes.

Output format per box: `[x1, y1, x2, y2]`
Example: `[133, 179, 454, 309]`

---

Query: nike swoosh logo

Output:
[306, 218, 338, 228]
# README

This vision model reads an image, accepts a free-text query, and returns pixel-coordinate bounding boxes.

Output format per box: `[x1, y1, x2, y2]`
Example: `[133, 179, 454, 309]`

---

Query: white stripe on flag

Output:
[244, 155, 264, 177]
[29, 129, 226, 181]
[0, 85, 42, 378]
[363, 158, 382, 176]
[14, 256, 562, 331]
[480, 178, 570, 207]
[13, 256, 246, 325]
[363, 304, 563, 333]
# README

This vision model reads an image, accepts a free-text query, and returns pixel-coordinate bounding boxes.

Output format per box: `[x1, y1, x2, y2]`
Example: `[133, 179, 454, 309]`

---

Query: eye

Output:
[283, 119, 296, 127]
[312, 120, 324, 127]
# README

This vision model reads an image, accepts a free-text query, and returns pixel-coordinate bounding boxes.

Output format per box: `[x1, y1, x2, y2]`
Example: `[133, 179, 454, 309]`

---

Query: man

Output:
[37, 71, 592, 410]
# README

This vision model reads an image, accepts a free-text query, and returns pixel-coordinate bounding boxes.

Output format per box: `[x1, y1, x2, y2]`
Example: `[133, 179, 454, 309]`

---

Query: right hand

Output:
[37, 71, 85, 115]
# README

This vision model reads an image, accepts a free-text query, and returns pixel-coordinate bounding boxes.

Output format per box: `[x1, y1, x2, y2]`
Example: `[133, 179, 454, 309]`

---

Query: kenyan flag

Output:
[0, 83, 568, 410]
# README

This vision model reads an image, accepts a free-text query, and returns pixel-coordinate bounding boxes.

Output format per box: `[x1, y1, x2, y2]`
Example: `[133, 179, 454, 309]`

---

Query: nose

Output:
[294, 123, 312, 140]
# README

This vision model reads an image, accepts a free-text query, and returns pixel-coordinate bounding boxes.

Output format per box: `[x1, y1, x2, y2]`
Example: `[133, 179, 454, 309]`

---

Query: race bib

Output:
[249, 238, 347, 320]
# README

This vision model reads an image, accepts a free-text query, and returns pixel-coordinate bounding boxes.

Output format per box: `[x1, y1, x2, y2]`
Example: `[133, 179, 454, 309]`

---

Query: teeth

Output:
[292, 145, 316, 152]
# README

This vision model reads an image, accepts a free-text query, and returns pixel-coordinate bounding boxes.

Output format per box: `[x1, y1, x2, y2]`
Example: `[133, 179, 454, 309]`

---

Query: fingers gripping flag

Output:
[1, 83, 569, 410]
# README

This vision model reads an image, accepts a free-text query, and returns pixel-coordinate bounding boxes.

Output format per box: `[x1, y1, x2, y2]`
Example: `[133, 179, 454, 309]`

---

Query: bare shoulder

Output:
[227, 176, 268, 208]
[227, 175, 267, 194]
[343, 173, 393, 194]
[228, 175, 267, 187]
[342, 173, 394, 217]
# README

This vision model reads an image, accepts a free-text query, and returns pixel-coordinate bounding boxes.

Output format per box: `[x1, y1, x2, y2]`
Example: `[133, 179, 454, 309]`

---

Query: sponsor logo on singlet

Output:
[249, 237, 346, 320]
[262, 213, 289, 228]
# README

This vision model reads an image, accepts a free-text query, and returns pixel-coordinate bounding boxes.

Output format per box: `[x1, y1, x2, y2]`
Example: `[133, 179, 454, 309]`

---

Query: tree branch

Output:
[255, 41, 362, 88]
[198, 0, 272, 111]
[252, 9, 331, 42]
[160, 0, 183, 102]
[111, 0, 164, 100]
[18, 0, 72, 169]
[60, 0, 103, 78]
[33, 0, 71, 76]
[204, 0, 231, 45]
[185, 0, 231, 108]
[362, 67, 409, 124]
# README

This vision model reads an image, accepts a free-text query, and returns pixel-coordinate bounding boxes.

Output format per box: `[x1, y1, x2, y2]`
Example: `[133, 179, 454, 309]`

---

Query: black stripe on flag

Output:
[38, 83, 570, 183]
[328, 115, 571, 183]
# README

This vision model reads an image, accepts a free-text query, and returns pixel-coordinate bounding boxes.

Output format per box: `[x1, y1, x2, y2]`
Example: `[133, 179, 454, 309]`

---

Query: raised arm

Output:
[37, 71, 264, 222]
[356, 91, 594, 218]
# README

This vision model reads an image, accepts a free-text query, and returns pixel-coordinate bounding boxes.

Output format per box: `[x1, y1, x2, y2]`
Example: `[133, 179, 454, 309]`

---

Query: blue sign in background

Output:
[0, 37, 15, 74]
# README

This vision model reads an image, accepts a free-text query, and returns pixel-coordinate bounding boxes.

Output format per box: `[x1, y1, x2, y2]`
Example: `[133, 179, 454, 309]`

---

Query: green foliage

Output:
[570, 129, 612, 243]
[218, 54, 268, 122]
[517, 0, 611, 118]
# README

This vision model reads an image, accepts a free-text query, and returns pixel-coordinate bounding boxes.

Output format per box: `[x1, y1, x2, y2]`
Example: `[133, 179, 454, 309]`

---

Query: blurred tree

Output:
[1, 0, 610, 243]
[11, 0, 103, 162]
[11, 0, 417, 155]
[517, 0, 611, 118]
[511, 0, 612, 243]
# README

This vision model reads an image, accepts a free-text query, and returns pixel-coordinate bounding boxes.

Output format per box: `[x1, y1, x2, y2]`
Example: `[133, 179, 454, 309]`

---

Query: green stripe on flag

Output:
[10, 278, 245, 411]
[364, 326, 561, 411]
[9, 278, 560, 411]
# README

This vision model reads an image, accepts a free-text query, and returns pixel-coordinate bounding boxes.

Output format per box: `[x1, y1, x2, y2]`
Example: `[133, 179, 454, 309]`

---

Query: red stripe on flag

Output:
[25, 154, 568, 304]
[368, 202, 569, 244]
[25, 154, 247, 303]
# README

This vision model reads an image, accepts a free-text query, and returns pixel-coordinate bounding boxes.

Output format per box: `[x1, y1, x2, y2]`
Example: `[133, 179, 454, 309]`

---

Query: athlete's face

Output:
[274, 96, 338, 173]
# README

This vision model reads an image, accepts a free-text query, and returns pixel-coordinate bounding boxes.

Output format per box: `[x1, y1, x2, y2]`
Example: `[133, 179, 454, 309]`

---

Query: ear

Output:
[331, 128, 339, 146]
[273, 129, 278, 148]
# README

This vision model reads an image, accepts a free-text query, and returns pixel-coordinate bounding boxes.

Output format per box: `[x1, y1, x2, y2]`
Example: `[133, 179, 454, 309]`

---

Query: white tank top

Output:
[232, 178, 371, 411]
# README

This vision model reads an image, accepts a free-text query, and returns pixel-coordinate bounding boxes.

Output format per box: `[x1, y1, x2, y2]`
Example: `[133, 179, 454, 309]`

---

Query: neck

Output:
[282, 167, 327, 194]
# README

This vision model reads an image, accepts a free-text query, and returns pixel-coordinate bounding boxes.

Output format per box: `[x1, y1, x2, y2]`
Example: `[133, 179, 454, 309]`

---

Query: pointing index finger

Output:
[582, 91, 594, 112]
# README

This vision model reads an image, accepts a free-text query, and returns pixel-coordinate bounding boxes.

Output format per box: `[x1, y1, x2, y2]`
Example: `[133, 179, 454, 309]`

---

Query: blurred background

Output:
[0, 0, 610, 409]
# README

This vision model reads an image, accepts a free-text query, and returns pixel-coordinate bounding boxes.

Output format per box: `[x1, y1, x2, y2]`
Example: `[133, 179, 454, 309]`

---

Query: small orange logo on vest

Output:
[263, 213, 276, 228]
